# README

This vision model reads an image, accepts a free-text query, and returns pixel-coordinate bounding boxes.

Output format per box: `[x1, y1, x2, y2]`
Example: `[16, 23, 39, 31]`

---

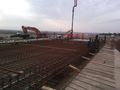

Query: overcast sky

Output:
[0, 0, 120, 33]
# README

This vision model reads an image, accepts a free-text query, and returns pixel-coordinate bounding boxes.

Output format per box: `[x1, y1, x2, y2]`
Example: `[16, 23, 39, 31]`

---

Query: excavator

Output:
[21, 26, 41, 39]
[11, 26, 47, 39]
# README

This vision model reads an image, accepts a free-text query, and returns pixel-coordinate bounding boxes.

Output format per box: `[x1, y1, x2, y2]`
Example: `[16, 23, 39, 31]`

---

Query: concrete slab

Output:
[114, 49, 120, 90]
[64, 43, 119, 90]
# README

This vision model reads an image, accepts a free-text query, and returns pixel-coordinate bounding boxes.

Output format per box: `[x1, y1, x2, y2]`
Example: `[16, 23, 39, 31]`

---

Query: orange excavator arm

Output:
[22, 26, 41, 38]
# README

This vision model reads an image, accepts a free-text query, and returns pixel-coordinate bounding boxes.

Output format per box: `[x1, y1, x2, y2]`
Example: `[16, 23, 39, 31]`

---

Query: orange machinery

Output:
[22, 26, 45, 39]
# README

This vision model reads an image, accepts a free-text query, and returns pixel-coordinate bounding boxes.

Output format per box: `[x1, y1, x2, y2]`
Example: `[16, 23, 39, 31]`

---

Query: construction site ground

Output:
[0, 40, 120, 90]
[59, 41, 120, 90]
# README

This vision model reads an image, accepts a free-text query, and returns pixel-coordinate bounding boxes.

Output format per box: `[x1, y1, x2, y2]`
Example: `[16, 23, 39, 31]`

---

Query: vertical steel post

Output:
[71, 0, 77, 39]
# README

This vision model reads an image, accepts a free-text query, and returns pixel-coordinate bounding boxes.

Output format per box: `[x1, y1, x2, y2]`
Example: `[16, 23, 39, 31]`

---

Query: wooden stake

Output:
[82, 56, 90, 61]
[68, 64, 80, 72]
[41, 86, 56, 90]
[89, 53, 95, 56]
